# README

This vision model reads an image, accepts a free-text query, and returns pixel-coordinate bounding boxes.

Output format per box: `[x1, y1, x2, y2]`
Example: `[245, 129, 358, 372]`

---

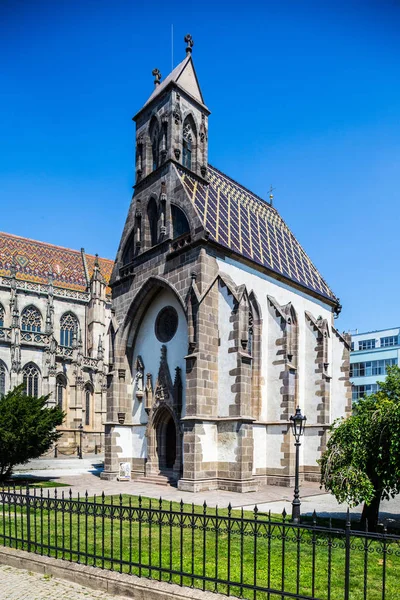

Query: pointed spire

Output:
[97, 335, 104, 362]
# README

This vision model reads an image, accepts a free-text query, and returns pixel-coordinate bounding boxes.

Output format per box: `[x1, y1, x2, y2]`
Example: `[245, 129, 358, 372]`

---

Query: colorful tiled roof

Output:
[178, 165, 337, 303]
[0, 232, 113, 293]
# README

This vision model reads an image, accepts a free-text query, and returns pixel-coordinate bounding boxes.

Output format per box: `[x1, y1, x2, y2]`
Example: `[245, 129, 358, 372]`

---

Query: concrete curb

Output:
[0, 546, 226, 600]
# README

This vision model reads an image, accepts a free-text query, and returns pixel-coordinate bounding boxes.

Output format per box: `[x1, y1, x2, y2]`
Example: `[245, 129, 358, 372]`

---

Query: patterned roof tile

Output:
[178, 165, 337, 303]
[0, 232, 113, 293]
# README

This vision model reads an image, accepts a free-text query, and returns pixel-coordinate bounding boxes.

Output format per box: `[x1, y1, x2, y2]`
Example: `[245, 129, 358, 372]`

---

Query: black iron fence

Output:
[0, 487, 399, 599]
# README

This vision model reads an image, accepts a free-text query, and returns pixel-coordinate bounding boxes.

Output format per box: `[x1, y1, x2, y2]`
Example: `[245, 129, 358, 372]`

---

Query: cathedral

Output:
[0, 232, 113, 451]
[101, 36, 352, 491]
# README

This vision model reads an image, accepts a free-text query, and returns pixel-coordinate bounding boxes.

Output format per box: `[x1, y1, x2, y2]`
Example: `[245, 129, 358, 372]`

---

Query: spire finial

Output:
[94, 253, 99, 268]
[184, 34, 194, 55]
[268, 185, 276, 207]
[152, 68, 162, 87]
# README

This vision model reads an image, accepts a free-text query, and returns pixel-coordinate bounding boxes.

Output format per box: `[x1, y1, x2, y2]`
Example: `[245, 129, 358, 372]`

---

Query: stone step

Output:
[135, 473, 177, 487]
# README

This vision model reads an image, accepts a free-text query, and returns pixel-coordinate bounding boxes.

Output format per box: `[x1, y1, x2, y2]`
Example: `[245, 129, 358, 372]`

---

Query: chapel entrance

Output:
[156, 411, 177, 471]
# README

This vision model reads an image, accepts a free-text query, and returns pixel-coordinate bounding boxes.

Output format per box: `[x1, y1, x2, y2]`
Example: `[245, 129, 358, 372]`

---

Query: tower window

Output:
[147, 197, 158, 246]
[56, 374, 67, 410]
[0, 361, 6, 398]
[171, 205, 190, 238]
[183, 137, 192, 169]
[149, 117, 160, 172]
[0, 304, 4, 328]
[182, 119, 196, 170]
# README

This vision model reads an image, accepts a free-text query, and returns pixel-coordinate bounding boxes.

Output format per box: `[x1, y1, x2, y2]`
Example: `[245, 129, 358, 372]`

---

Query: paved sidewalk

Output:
[0, 564, 129, 600]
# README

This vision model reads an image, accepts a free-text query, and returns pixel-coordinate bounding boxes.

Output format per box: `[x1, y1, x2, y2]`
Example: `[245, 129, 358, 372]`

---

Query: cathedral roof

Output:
[139, 55, 207, 115]
[178, 165, 337, 303]
[0, 232, 113, 293]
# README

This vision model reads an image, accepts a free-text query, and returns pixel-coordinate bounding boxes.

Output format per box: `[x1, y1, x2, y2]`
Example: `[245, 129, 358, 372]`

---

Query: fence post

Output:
[344, 508, 351, 600]
[26, 486, 31, 553]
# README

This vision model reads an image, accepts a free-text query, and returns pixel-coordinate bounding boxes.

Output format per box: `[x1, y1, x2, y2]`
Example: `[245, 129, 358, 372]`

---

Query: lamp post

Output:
[78, 424, 83, 459]
[290, 406, 307, 523]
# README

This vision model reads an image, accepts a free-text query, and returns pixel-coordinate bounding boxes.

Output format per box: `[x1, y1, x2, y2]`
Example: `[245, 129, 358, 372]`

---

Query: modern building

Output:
[0, 231, 113, 451]
[101, 36, 352, 491]
[350, 327, 400, 401]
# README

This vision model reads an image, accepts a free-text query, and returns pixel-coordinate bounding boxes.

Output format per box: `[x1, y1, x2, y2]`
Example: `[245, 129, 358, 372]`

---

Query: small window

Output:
[171, 205, 190, 239]
[0, 304, 4, 328]
[60, 313, 79, 347]
[380, 336, 398, 348]
[155, 306, 178, 343]
[21, 306, 41, 332]
[84, 385, 93, 426]
[56, 375, 66, 410]
[23, 363, 40, 398]
[358, 339, 375, 351]
[0, 362, 6, 398]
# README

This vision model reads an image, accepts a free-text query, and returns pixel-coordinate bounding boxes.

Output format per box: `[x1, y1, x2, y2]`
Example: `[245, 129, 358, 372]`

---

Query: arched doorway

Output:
[156, 413, 177, 470]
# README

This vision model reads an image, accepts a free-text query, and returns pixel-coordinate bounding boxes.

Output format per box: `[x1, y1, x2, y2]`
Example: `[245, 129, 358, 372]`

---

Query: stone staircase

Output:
[135, 469, 177, 487]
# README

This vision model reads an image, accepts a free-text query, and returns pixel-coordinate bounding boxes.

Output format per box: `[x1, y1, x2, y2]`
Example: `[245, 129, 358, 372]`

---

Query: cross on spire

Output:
[184, 34, 194, 54]
[152, 68, 162, 87]
[268, 185, 276, 206]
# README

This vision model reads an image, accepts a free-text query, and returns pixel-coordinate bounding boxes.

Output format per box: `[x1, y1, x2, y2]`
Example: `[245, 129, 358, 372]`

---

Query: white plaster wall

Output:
[131, 288, 187, 428]
[303, 428, 321, 466]
[304, 321, 318, 425]
[266, 308, 283, 422]
[252, 424, 267, 472]
[199, 422, 218, 463]
[265, 425, 285, 469]
[216, 258, 341, 419]
[218, 429, 238, 463]
[217, 283, 236, 417]
[132, 426, 147, 459]
[115, 425, 133, 458]
[331, 333, 347, 422]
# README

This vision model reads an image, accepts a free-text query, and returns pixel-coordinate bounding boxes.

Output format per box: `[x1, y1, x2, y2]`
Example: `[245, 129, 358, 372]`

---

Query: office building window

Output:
[352, 384, 378, 401]
[350, 358, 397, 378]
[358, 339, 375, 351]
[380, 336, 399, 348]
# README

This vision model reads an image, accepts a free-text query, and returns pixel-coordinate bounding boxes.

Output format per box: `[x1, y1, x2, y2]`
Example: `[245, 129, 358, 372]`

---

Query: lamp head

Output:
[290, 407, 307, 442]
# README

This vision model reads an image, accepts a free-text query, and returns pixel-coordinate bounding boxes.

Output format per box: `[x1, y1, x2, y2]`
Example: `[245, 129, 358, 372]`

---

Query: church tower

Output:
[102, 37, 350, 491]
[134, 34, 209, 184]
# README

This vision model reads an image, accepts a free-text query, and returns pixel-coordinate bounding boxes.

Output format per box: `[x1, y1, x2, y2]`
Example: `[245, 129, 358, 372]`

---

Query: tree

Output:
[319, 365, 400, 531]
[0, 384, 64, 482]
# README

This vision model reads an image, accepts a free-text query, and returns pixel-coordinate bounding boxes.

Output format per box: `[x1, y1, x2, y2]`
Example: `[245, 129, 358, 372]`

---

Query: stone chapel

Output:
[102, 36, 352, 491]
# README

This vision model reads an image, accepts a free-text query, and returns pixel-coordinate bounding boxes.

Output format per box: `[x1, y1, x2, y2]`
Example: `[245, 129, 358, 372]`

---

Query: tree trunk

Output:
[360, 493, 381, 532]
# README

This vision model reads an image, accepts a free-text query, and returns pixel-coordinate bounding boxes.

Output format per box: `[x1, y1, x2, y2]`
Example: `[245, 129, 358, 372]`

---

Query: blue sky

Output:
[1, 0, 399, 333]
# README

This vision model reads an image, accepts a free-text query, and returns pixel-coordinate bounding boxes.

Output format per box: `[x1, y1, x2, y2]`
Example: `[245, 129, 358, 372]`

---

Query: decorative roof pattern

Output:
[178, 165, 337, 302]
[0, 232, 113, 293]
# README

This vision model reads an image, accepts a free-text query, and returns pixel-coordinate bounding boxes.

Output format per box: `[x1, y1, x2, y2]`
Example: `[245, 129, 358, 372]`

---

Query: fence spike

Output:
[312, 509, 317, 525]
[85, 490, 88, 499]
[282, 507, 287, 520]
[101, 491, 105, 501]
[69, 488, 72, 499]
[365, 518, 368, 533]
[120, 493, 123, 504]
[180, 498, 184, 509]
[254, 505, 258, 515]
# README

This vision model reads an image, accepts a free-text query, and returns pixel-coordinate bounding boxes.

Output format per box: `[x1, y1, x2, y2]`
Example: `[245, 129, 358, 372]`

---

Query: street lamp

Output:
[290, 406, 307, 523]
[78, 424, 84, 459]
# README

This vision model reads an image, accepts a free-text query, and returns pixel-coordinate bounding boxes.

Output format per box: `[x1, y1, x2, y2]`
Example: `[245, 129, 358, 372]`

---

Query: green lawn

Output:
[2, 479, 70, 489]
[0, 493, 399, 600]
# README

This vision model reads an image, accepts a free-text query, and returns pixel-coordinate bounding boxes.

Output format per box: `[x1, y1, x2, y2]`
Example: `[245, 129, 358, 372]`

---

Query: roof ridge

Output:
[208, 164, 273, 209]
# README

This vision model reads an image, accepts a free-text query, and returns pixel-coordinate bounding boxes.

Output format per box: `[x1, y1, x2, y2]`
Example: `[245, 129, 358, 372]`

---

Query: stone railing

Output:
[57, 346, 73, 358]
[0, 327, 11, 342]
[0, 277, 91, 302]
[83, 356, 98, 368]
[20, 331, 50, 345]
[170, 234, 192, 252]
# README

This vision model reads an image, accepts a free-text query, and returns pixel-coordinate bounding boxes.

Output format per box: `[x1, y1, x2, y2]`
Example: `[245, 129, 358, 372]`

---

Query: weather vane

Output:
[152, 68, 162, 87]
[184, 34, 194, 54]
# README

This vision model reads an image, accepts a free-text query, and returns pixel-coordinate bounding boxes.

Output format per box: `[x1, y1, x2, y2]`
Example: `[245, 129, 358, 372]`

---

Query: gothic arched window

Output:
[0, 361, 7, 398]
[60, 312, 79, 347]
[23, 362, 40, 398]
[149, 117, 160, 172]
[84, 384, 93, 426]
[0, 304, 4, 328]
[56, 374, 67, 410]
[182, 116, 196, 170]
[171, 205, 190, 239]
[147, 197, 158, 247]
[21, 306, 41, 332]
[248, 311, 254, 356]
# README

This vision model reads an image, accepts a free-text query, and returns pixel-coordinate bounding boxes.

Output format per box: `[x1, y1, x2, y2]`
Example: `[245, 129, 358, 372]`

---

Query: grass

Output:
[1, 478, 70, 489]
[0, 493, 399, 600]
